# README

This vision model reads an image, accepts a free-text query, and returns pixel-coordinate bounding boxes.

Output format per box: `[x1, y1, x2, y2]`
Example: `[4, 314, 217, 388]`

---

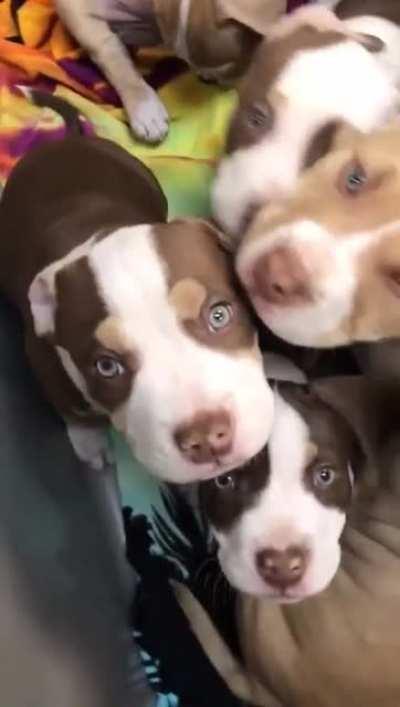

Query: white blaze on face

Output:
[216, 393, 346, 599]
[212, 38, 399, 236]
[83, 225, 274, 482]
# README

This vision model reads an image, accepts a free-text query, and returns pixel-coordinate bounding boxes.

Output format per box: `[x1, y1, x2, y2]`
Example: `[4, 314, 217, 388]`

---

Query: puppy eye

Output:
[95, 355, 124, 379]
[215, 473, 236, 490]
[208, 302, 233, 332]
[247, 103, 273, 130]
[313, 465, 336, 489]
[340, 160, 368, 196]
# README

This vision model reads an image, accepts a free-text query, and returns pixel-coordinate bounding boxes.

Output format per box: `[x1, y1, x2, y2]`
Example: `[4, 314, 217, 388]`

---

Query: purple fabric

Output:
[59, 58, 121, 105]
[1, 119, 94, 159]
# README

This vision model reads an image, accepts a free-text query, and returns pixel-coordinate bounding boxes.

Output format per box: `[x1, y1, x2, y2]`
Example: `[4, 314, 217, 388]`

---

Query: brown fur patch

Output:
[305, 441, 318, 466]
[55, 258, 135, 412]
[280, 383, 359, 510]
[186, 0, 259, 75]
[302, 121, 341, 170]
[152, 0, 181, 46]
[169, 278, 207, 321]
[95, 316, 130, 354]
[200, 444, 270, 531]
[95, 316, 139, 372]
[336, 0, 400, 26]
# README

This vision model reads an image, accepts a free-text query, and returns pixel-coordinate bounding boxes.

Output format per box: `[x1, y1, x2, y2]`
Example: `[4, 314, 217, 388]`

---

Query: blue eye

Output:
[208, 302, 233, 331]
[95, 356, 124, 378]
[313, 466, 336, 489]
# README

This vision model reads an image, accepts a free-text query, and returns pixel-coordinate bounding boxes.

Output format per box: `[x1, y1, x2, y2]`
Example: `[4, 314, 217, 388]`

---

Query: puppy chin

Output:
[219, 555, 340, 601]
[230, 571, 337, 603]
[250, 300, 339, 349]
[286, 571, 338, 603]
[138, 448, 251, 484]
[141, 453, 221, 484]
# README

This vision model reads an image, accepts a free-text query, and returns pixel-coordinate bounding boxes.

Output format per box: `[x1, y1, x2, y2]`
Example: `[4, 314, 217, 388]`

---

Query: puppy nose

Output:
[174, 410, 233, 465]
[252, 248, 312, 306]
[256, 546, 308, 589]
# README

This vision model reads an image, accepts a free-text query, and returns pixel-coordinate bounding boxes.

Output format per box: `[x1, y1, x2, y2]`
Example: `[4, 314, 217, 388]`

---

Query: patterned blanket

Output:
[0, 0, 238, 216]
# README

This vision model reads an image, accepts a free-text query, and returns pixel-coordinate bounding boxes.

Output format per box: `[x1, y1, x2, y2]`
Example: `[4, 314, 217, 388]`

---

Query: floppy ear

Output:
[28, 235, 97, 338]
[28, 266, 57, 338]
[215, 0, 286, 36]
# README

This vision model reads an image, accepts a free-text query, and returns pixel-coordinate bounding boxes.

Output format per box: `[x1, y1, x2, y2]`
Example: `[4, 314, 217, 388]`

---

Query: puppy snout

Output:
[252, 248, 312, 306]
[174, 410, 233, 465]
[256, 546, 309, 589]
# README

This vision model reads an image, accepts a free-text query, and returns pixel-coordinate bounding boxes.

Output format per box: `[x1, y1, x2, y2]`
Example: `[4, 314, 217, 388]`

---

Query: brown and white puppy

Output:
[201, 380, 360, 602]
[55, 0, 285, 143]
[236, 121, 400, 348]
[177, 376, 400, 707]
[0, 92, 274, 482]
[212, 2, 400, 237]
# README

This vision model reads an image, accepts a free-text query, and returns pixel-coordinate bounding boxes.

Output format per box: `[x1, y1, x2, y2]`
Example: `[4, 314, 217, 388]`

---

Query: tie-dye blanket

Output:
[0, 2, 309, 706]
[0, 0, 238, 216]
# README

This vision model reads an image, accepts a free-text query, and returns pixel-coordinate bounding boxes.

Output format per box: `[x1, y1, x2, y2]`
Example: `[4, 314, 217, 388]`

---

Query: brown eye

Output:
[95, 355, 124, 379]
[247, 102, 273, 130]
[215, 473, 236, 490]
[339, 160, 368, 196]
[207, 302, 233, 332]
[313, 465, 336, 489]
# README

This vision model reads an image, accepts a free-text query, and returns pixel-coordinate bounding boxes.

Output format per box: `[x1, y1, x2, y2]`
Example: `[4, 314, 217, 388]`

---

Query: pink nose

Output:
[252, 247, 312, 306]
[174, 410, 233, 465]
[256, 546, 309, 589]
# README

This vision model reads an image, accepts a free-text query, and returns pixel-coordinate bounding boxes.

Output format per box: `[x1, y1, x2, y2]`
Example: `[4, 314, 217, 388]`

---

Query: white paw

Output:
[128, 85, 169, 143]
[66, 422, 111, 471]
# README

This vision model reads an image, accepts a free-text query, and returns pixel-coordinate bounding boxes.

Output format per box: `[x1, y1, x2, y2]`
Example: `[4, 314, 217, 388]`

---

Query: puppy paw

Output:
[128, 85, 169, 143]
